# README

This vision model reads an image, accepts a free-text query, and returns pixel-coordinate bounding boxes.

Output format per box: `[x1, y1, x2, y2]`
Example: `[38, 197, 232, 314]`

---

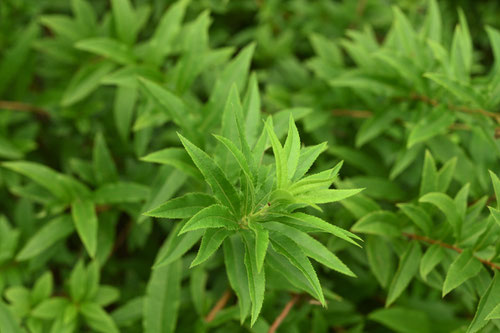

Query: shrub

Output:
[0, 0, 499, 332]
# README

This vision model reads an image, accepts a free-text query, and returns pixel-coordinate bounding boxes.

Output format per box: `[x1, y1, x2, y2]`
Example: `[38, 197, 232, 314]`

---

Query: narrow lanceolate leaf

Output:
[398, 203, 432, 236]
[248, 223, 269, 273]
[489, 207, 500, 227]
[265, 118, 287, 189]
[139, 78, 191, 130]
[419, 244, 445, 280]
[93, 133, 118, 185]
[292, 142, 327, 181]
[145, 193, 216, 219]
[283, 212, 362, 246]
[223, 235, 251, 323]
[214, 135, 252, 179]
[141, 147, 202, 180]
[366, 236, 395, 288]
[265, 222, 355, 277]
[110, 0, 137, 45]
[80, 302, 119, 333]
[153, 222, 203, 268]
[270, 232, 325, 305]
[191, 229, 232, 267]
[489, 170, 500, 210]
[71, 200, 98, 258]
[351, 211, 401, 238]
[297, 188, 363, 205]
[2, 161, 89, 202]
[179, 204, 238, 234]
[369, 307, 431, 333]
[386, 242, 422, 307]
[178, 134, 241, 214]
[0, 301, 23, 333]
[62, 61, 115, 106]
[486, 303, 500, 320]
[420, 150, 437, 196]
[75, 38, 135, 64]
[16, 215, 74, 261]
[144, 259, 182, 333]
[419, 192, 461, 239]
[283, 116, 301, 180]
[93, 182, 150, 204]
[468, 272, 500, 332]
[242, 232, 265, 326]
[443, 250, 482, 297]
[407, 106, 455, 148]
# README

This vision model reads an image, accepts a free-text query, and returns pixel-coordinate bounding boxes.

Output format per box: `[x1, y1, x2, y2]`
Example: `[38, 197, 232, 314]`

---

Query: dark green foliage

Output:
[0, 0, 499, 332]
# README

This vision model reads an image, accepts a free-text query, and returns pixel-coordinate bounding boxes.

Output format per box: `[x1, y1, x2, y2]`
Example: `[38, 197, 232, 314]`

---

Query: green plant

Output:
[0, 0, 499, 332]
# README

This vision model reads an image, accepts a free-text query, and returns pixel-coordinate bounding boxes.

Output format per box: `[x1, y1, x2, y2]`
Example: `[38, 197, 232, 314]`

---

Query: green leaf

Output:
[283, 116, 301, 180]
[31, 272, 53, 305]
[293, 142, 327, 181]
[223, 235, 251, 323]
[16, 215, 74, 261]
[113, 85, 137, 142]
[437, 157, 457, 192]
[467, 272, 500, 332]
[31, 298, 70, 319]
[421, 0, 442, 43]
[93, 133, 118, 185]
[138, 78, 191, 130]
[145, 193, 215, 219]
[419, 244, 445, 280]
[2, 161, 89, 202]
[213, 134, 252, 179]
[249, 223, 269, 273]
[71, 200, 98, 258]
[270, 232, 325, 305]
[282, 212, 361, 246]
[265, 222, 354, 277]
[0, 301, 23, 333]
[489, 207, 500, 227]
[265, 118, 287, 189]
[62, 61, 115, 106]
[69, 260, 87, 302]
[386, 242, 422, 307]
[297, 188, 363, 205]
[351, 211, 401, 238]
[486, 304, 500, 320]
[408, 106, 455, 148]
[419, 192, 461, 239]
[442, 250, 482, 296]
[190, 228, 232, 267]
[424, 73, 480, 106]
[242, 232, 265, 326]
[366, 236, 395, 288]
[75, 38, 135, 65]
[144, 259, 182, 333]
[110, 0, 137, 44]
[179, 204, 238, 234]
[356, 108, 398, 147]
[80, 302, 119, 333]
[398, 203, 432, 236]
[489, 170, 500, 210]
[146, 0, 189, 65]
[243, 72, 261, 146]
[93, 182, 150, 204]
[420, 150, 438, 196]
[179, 134, 240, 214]
[369, 307, 431, 333]
[154, 222, 203, 268]
[141, 148, 202, 180]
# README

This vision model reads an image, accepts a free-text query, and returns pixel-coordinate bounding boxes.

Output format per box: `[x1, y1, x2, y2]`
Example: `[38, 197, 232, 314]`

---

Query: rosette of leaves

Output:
[145, 91, 362, 325]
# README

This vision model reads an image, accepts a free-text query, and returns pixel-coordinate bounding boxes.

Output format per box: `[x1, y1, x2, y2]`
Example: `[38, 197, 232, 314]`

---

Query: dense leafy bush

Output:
[0, 0, 499, 332]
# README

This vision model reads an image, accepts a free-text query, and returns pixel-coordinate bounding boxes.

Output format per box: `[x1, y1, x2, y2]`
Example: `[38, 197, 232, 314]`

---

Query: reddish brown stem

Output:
[403, 232, 500, 270]
[331, 109, 372, 118]
[0, 101, 50, 118]
[268, 294, 300, 333]
[205, 290, 232, 322]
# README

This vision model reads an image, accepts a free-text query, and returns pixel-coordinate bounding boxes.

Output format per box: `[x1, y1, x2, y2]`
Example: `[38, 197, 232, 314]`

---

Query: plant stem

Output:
[205, 290, 232, 322]
[0, 100, 50, 118]
[268, 294, 300, 333]
[403, 232, 500, 270]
